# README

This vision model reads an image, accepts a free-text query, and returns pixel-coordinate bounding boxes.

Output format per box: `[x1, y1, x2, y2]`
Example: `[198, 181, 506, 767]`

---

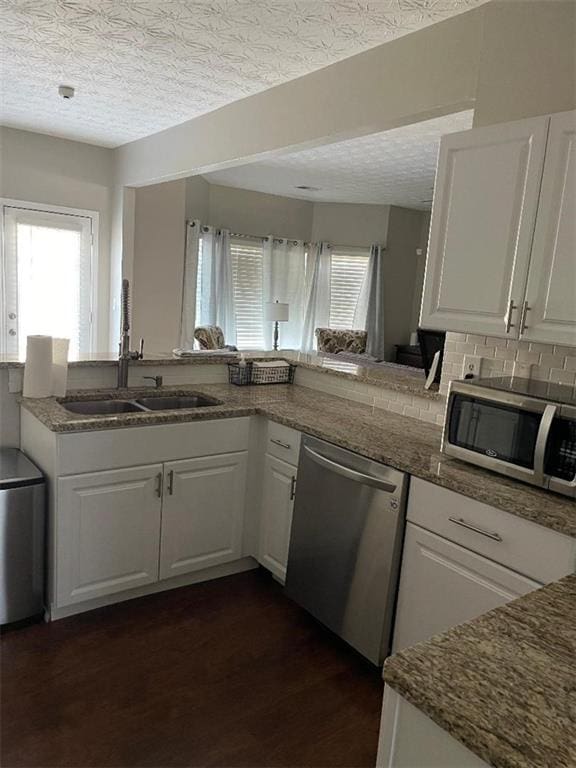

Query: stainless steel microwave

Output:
[442, 377, 576, 497]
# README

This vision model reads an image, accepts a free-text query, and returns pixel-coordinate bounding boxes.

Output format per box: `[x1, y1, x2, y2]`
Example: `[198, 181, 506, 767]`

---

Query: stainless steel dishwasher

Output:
[285, 436, 408, 665]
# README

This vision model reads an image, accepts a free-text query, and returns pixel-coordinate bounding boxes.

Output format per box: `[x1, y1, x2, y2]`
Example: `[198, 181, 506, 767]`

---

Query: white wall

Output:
[383, 207, 426, 359]
[131, 179, 186, 355]
[311, 202, 390, 248]
[0, 127, 115, 351]
[206, 184, 313, 241]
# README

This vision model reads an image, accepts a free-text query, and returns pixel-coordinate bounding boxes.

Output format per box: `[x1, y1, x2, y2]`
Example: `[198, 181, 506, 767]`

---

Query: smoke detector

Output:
[58, 85, 75, 100]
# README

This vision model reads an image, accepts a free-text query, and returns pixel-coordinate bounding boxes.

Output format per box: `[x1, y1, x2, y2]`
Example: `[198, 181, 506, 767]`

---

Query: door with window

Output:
[1, 203, 96, 357]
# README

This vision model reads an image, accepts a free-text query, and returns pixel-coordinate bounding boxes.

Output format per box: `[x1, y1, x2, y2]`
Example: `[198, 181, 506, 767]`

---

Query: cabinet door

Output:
[521, 110, 576, 346]
[259, 454, 296, 581]
[57, 465, 163, 606]
[159, 452, 247, 579]
[392, 523, 541, 652]
[420, 116, 549, 337]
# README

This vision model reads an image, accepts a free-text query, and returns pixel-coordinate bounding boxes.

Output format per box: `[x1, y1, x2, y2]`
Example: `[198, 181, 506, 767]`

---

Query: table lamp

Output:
[264, 301, 289, 351]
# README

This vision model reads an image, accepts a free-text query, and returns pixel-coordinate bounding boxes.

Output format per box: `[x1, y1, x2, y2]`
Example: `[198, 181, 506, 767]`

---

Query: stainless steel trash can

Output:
[0, 449, 45, 625]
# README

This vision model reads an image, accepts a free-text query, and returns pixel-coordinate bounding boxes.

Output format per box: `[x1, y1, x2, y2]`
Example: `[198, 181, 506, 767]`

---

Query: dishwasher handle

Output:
[303, 446, 397, 493]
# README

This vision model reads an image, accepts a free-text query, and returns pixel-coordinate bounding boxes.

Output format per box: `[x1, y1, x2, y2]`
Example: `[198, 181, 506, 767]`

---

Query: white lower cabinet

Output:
[377, 687, 489, 768]
[392, 523, 541, 651]
[57, 465, 163, 606]
[159, 452, 247, 579]
[259, 454, 297, 581]
[377, 478, 575, 767]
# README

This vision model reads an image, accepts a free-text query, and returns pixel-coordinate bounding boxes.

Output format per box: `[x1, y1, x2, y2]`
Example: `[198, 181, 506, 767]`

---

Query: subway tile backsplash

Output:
[440, 333, 576, 394]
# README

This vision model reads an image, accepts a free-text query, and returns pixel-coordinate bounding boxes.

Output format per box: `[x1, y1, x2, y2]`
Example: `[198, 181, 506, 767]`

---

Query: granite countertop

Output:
[2, 350, 439, 400]
[20, 383, 575, 538]
[384, 574, 576, 768]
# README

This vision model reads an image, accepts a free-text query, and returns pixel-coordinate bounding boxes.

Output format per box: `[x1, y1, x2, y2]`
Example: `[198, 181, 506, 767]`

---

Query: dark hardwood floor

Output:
[1, 569, 383, 768]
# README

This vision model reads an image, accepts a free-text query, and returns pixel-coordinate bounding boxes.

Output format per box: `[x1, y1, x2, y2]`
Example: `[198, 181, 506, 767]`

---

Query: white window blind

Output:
[1, 204, 95, 358]
[329, 248, 370, 329]
[230, 238, 264, 349]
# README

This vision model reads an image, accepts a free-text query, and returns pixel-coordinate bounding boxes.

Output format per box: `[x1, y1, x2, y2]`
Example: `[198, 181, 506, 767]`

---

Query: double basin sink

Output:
[63, 394, 221, 416]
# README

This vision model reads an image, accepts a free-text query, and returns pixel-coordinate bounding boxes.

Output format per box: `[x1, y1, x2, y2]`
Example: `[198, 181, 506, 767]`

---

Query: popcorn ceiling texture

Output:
[440, 332, 576, 394]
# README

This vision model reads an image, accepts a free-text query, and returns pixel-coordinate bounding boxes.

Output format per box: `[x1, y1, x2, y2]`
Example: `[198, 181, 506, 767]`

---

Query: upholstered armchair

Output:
[193, 325, 226, 350]
[315, 327, 368, 355]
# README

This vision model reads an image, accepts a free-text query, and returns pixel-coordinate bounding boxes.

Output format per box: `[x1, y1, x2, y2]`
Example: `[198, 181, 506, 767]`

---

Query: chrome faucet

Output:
[118, 278, 144, 388]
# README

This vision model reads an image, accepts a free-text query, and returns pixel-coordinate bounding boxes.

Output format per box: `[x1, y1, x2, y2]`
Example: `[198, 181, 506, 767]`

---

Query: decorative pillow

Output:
[315, 328, 368, 354]
[194, 325, 226, 350]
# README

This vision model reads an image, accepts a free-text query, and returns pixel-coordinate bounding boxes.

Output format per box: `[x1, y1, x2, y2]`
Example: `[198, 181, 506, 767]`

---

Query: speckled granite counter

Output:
[20, 383, 575, 538]
[384, 574, 576, 768]
[1, 350, 440, 400]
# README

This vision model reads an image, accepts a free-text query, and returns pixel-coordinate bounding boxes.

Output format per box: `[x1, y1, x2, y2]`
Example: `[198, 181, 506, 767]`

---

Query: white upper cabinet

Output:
[420, 115, 549, 337]
[421, 111, 576, 344]
[521, 111, 576, 346]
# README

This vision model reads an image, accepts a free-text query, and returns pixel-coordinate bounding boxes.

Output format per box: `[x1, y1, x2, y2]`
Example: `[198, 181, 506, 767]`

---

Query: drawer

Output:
[408, 478, 575, 584]
[266, 421, 301, 466]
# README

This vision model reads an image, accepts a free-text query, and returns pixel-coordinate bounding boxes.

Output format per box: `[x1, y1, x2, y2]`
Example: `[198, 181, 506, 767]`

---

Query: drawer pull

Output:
[290, 476, 297, 501]
[271, 438, 291, 450]
[167, 470, 174, 496]
[448, 517, 503, 542]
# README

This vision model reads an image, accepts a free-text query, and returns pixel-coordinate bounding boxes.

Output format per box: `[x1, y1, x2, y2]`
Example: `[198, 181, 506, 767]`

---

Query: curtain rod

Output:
[188, 220, 385, 250]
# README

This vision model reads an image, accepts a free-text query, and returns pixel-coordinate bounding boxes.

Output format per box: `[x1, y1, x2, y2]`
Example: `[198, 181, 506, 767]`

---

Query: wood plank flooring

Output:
[1, 569, 383, 767]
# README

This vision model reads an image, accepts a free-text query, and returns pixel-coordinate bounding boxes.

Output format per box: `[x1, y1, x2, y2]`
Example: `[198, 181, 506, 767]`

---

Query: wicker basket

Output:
[227, 361, 296, 386]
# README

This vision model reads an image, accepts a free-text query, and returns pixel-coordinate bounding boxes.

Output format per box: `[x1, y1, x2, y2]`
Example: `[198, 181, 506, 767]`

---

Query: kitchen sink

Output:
[135, 395, 221, 410]
[64, 400, 145, 415]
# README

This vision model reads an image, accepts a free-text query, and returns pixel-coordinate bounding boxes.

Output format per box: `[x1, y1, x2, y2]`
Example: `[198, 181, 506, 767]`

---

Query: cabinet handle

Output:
[271, 438, 291, 450]
[167, 470, 174, 496]
[519, 301, 530, 335]
[155, 472, 163, 498]
[448, 516, 503, 542]
[290, 476, 297, 501]
[505, 298, 517, 334]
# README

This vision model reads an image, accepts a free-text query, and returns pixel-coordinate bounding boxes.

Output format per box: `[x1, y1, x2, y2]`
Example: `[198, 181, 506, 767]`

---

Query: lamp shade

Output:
[264, 301, 289, 322]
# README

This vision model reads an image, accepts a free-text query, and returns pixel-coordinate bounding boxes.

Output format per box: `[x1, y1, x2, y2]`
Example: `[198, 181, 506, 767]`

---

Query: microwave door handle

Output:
[534, 404, 556, 482]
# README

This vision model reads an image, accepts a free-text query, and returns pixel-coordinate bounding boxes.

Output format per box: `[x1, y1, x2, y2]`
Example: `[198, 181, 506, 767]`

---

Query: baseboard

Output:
[48, 557, 259, 621]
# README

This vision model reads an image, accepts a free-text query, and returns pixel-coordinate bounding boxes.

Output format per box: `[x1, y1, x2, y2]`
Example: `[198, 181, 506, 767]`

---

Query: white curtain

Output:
[197, 226, 237, 345]
[300, 242, 332, 352]
[365, 244, 386, 360]
[179, 220, 201, 349]
[263, 236, 306, 350]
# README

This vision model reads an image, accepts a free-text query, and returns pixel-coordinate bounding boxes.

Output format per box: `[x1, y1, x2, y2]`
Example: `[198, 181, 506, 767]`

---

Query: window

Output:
[194, 234, 266, 350]
[230, 238, 264, 349]
[1, 202, 97, 358]
[329, 248, 370, 329]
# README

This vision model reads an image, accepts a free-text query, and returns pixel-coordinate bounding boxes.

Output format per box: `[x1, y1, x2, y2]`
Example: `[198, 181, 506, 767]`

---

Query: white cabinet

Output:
[377, 687, 489, 768]
[521, 111, 576, 346]
[159, 452, 247, 579]
[392, 478, 575, 650]
[57, 465, 163, 606]
[259, 454, 297, 581]
[392, 523, 541, 651]
[421, 110, 576, 345]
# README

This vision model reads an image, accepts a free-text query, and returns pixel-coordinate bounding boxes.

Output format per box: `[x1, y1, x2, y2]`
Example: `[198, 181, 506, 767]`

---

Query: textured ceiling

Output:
[203, 110, 474, 209]
[0, 0, 486, 147]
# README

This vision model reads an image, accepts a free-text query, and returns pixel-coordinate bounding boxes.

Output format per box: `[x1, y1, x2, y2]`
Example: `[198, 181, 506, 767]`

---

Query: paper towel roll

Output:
[23, 336, 53, 398]
[52, 337, 70, 396]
